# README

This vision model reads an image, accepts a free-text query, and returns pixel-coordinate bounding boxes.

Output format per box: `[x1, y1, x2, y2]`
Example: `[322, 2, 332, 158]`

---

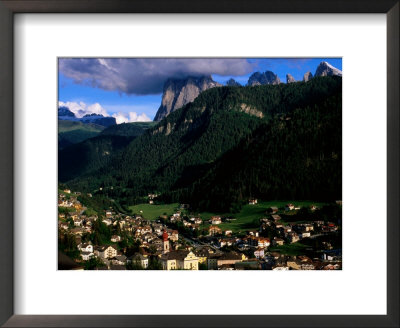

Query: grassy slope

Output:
[269, 242, 310, 256]
[59, 120, 106, 133]
[129, 203, 179, 220]
[127, 200, 327, 231]
[195, 200, 327, 232]
[100, 121, 157, 137]
[59, 120, 105, 149]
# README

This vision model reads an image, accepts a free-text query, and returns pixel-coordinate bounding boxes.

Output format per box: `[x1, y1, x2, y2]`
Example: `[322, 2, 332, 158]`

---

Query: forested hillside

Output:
[60, 76, 342, 212]
[100, 121, 156, 137]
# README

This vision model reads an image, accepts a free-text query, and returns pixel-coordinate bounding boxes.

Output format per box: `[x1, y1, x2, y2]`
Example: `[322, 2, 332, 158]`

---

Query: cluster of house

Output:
[58, 192, 341, 270]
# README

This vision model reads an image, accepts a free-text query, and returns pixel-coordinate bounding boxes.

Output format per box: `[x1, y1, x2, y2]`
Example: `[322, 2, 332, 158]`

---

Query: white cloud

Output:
[59, 58, 256, 95]
[111, 112, 151, 124]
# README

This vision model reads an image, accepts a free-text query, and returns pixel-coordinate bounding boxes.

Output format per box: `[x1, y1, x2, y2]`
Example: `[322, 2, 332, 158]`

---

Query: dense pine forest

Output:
[59, 76, 342, 212]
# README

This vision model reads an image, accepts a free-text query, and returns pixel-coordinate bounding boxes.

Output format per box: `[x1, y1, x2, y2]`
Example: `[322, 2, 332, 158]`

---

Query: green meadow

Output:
[194, 200, 327, 233]
[128, 200, 328, 232]
[269, 242, 310, 256]
[129, 203, 179, 220]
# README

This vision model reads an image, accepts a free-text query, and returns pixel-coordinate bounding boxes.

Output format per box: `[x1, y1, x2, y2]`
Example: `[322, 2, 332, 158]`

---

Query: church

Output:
[160, 231, 199, 270]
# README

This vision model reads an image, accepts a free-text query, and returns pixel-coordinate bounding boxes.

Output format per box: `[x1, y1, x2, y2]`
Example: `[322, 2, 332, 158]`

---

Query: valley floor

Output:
[58, 190, 342, 271]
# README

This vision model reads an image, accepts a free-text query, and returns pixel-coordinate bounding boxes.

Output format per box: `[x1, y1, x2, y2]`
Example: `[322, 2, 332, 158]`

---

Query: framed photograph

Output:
[0, 1, 398, 327]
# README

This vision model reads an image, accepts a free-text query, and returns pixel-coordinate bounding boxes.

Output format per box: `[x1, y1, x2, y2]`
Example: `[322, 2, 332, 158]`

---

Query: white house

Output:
[285, 204, 295, 211]
[111, 235, 121, 242]
[59, 222, 69, 230]
[73, 218, 83, 226]
[210, 216, 222, 225]
[81, 251, 94, 261]
[96, 245, 118, 259]
[102, 218, 112, 226]
[300, 232, 311, 239]
[78, 243, 93, 253]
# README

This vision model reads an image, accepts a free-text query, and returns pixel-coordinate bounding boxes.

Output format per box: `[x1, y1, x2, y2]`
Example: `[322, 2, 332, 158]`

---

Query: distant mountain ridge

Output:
[58, 106, 116, 127]
[58, 120, 105, 150]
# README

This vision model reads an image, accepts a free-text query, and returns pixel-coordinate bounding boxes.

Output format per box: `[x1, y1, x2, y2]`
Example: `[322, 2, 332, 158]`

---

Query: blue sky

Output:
[58, 58, 342, 122]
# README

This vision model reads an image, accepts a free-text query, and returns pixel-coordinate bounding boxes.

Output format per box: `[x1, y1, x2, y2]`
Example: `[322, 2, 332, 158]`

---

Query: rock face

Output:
[286, 74, 296, 83]
[247, 71, 280, 86]
[154, 76, 221, 121]
[315, 61, 342, 77]
[226, 78, 241, 87]
[303, 71, 313, 82]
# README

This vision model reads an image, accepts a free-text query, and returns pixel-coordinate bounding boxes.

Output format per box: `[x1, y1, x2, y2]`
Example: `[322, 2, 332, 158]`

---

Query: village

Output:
[58, 189, 342, 271]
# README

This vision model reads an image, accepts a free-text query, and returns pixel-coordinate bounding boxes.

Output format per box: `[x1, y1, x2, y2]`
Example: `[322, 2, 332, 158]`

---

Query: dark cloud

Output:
[59, 58, 255, 95]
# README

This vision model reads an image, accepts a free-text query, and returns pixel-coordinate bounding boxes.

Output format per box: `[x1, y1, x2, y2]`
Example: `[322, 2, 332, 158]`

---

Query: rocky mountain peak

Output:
[247, 71, 280, 86]
[303, 71, 313, 82]
[315, 61, 342, 77]
[286, 74, 296, 84]
[154, 75, 221, 121]
[58, 106, 75, 118]
[226, 78, 241, 87]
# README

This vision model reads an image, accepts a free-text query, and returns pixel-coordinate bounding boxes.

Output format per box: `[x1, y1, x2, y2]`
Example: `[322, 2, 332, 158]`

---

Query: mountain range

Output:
[59, 75, 342, 212]
[153, 61, 342, 121]
[58, 106, 117, 127]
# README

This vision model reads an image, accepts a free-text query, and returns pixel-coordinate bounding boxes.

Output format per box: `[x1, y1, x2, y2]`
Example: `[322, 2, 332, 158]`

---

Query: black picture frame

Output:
[0, 1, 398, 327]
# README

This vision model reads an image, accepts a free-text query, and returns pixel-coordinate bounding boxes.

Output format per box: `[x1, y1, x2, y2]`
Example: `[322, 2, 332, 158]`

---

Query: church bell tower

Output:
[162, 230, 170, 254]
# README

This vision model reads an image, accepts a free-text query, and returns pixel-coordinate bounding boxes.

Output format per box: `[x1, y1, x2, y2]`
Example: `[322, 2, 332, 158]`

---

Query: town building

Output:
[161, 250, 199, 270]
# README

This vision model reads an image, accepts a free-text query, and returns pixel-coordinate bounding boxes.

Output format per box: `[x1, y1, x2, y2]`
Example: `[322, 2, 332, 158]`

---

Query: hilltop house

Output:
[111, 235, 121, 242]
[271, 215, 281, 222]
[207, 225, 222, 236]
[285, 204, 295, 211]
[190, 217, 202, 225]
[269, 207, 278, 214]
[210, 216, 222, 225]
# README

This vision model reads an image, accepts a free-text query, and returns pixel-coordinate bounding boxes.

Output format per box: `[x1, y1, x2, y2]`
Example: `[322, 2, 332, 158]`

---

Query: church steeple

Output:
[162, 230, 170, 254]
